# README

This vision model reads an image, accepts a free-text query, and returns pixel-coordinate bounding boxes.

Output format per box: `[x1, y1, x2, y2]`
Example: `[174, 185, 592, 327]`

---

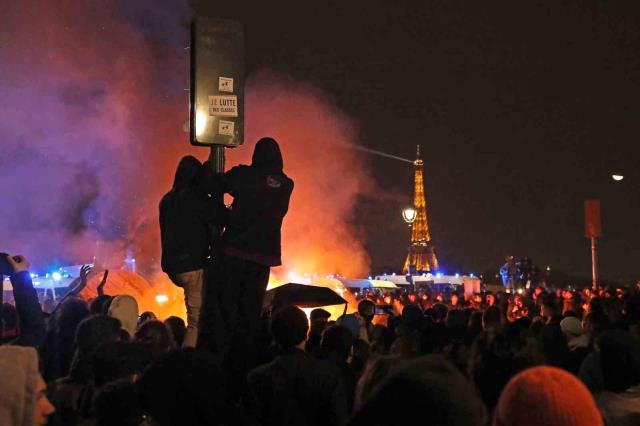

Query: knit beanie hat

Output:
[0, 346, 39, 426]
[493, 366, 603, 426]
[108, 295, 139, 337]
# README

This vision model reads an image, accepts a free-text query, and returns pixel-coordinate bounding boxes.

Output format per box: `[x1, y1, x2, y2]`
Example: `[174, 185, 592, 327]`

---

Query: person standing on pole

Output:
[159, 156, 220, 348]
[198, 137, 294, 374]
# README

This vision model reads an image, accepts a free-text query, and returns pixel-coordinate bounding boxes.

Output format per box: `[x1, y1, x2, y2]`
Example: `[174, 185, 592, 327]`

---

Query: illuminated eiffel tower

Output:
[403, 145, 439, 273]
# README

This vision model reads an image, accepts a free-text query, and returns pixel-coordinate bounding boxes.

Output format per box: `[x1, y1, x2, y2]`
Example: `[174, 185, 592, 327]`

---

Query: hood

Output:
[172, 156, 202, 189]
[107, 295, 139, 338]
[251, 137, 283, 173]
[0, 346, 39, 426]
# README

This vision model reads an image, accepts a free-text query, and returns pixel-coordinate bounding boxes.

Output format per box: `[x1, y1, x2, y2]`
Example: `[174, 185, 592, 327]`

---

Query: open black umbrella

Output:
[263, 283, 347, 309]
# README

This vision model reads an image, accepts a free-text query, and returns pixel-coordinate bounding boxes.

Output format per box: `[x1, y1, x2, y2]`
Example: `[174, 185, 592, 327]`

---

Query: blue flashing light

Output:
[30, 273, 36, 279]
[52, 272, 62, 282]
[455, 273, 460, 278]
[436, 273, 442, 278]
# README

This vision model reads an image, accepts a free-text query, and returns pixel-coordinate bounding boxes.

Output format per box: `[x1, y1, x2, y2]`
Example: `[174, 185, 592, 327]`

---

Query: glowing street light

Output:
[612, 174, 624, 182]
[402, 207, 417, 224]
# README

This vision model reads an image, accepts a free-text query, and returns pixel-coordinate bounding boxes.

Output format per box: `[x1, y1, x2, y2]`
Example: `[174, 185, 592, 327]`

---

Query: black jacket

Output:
[207, 138, 294, 266]
[159, 156, 218, 275]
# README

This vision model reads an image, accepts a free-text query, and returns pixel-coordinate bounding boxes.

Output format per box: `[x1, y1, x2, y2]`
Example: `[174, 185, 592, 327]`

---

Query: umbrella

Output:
[263, 283, 347, 309]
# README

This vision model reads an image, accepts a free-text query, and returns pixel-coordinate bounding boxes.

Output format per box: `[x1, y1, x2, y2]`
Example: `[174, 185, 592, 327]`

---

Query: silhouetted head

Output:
[321, 325, 355, 361]
[270, 305, 308, 350]
[92, 341, 152, 387]
[135, 320, 174, 360]
[164, 316, 186, 348]
[483, 306, 501, 331]
[252, 137, 283, 173]
[172, 156, 202, 189]
[56, 297, 89, 334]
[350, 355, 486, 426]
[90, 295, 114, 315]
[358, 299, 375, 319]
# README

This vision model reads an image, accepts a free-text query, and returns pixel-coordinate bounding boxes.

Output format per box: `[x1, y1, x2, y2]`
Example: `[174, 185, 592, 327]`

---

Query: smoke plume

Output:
[0, 1, 372, 280]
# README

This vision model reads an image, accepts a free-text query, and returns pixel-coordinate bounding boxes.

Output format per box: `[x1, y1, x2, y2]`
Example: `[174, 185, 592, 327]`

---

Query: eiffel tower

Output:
[403, 145, 439, 273]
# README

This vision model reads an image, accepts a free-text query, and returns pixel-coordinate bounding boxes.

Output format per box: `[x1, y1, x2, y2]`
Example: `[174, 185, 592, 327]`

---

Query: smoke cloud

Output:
[0, 1, 372, 280]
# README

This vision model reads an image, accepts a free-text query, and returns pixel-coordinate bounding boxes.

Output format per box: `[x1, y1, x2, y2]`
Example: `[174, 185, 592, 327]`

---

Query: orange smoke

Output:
[229, 70, 373, 278]
[3, 2, 374, 312]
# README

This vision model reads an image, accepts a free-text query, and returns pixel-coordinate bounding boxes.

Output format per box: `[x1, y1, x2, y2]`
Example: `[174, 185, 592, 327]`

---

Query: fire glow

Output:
[1, 1, 373, 319]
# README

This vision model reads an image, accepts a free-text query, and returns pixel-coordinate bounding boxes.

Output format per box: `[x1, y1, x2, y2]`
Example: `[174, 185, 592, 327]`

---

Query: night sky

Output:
[214, 1, 640, 284]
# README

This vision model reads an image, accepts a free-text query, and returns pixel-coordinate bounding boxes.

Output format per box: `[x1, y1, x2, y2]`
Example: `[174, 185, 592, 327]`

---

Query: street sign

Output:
[584, 199, 602, 238]
[190, 17, 244, 147]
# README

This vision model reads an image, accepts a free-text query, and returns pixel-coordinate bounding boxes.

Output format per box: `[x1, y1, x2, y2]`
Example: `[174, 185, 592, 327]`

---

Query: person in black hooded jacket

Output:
[159, 155, 218, 348]
[198, 137, 294, 390]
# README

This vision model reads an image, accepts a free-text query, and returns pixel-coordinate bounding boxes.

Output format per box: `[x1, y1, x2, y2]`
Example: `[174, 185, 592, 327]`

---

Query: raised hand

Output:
[97, 269, 109, 296]
[71, 264, 93, 295]
[80, 264, 92, 281]
[7, 255, 30, 274]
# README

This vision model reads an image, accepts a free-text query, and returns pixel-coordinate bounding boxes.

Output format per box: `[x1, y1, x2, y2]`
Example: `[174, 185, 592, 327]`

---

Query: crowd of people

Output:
[1, 138, 640, 425]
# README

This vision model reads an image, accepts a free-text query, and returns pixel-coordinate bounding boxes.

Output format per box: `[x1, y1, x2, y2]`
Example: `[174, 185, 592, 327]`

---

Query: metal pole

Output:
[591, 237, 598, 291]
[209, 145, 225, 174]
[208, 145, 225, 255]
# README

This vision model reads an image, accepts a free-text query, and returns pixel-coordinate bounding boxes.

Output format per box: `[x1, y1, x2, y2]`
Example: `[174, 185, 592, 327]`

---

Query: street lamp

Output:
[402, 207, 417, 225]
[402, 207, 417, 291]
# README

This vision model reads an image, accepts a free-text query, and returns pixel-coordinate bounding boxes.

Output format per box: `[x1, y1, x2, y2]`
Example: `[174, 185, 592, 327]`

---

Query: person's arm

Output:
[97, 269, 109, 296]
[7, 255, 45, 348]
[202, 162, 232, 196]
[60, 264, 92, 299]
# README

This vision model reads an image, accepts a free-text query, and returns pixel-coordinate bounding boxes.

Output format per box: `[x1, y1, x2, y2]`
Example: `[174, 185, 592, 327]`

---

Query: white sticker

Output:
[208, 95, 238, 117]
[218, 120, 235, 136]
[218, 77, 234, 93]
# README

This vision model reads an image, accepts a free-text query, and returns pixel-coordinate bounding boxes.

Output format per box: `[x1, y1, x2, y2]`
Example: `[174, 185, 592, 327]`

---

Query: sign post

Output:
[584, 200, 602, 290]
[189, 17, 244, 173]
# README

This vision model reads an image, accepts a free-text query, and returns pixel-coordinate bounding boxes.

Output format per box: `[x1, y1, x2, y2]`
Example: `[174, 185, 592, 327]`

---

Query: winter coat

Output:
[160, 156, 219, 275]
[207, 138, 294, 266]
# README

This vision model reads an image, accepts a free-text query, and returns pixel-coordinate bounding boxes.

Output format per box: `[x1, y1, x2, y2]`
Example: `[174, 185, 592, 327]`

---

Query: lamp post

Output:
[403, 207, 417, 291]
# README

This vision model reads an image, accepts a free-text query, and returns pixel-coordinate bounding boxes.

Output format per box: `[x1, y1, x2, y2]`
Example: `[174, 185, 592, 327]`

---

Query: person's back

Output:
[159, 155, 213, 275]
[247, 306, 347, 426]
[160, 156, 219, 347]
[220, 138, 294, 266]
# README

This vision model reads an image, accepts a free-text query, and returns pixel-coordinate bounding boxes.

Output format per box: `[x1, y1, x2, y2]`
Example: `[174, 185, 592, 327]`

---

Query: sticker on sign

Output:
[209, 95, 238, 117]
[218, 120, 235, 136]
[219, 77, 234, 93]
